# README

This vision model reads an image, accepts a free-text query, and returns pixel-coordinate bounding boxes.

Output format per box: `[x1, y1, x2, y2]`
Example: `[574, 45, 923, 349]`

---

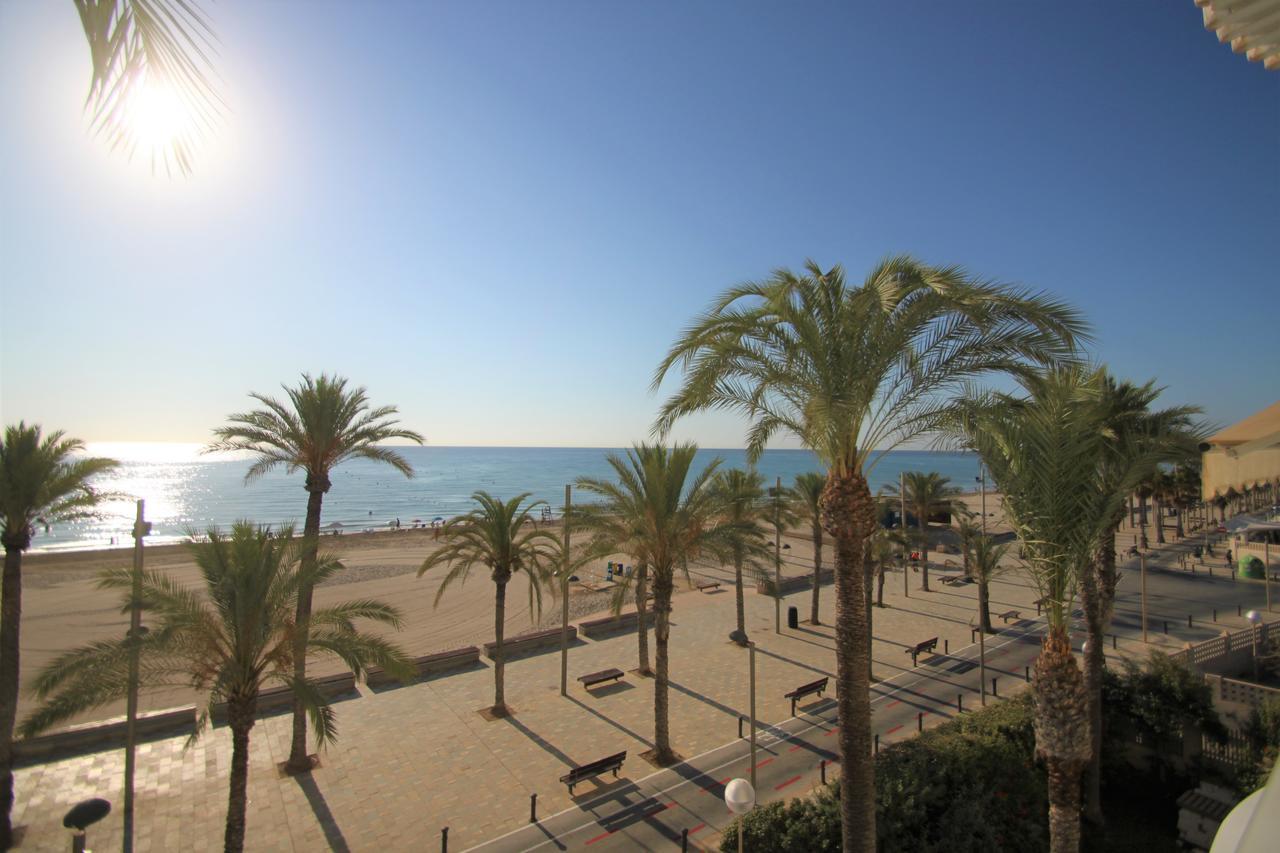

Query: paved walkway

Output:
[11, 529, 1270, 851]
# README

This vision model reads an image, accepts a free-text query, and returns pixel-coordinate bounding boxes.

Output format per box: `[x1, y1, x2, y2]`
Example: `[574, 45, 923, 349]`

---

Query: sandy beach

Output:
[14, 492, 1009, 729]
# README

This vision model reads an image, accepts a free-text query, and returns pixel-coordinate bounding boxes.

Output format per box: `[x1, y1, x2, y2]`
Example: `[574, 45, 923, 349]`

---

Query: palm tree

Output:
[652, 258, 1086, 849]
[971, 534, 1013, 634]
[0, 423, 117, 848]
[958, 366, 1154, 853]
[207, 373, 423, 772]
[869, 527, 900, 608]
[419, 492, 557, 716]
[21, 523, 411, 853]
[1076, 374, 1202, 825]
[883, 471, 960, 591]
[711, 469, 771, 644]
[792, 472, 827, 624]
[574, 444, 730, 764]
[952, 509, 982, 580]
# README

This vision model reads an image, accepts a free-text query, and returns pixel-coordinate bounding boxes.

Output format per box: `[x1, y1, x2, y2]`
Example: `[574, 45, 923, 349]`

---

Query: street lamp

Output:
[724, 778, 756, 853]
[63, 798, 111, 853]
[1246, 610, 1263, 683]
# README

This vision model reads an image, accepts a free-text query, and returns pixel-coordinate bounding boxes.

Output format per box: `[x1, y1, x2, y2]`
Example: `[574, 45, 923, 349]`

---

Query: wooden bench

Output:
[365, 646, 481, 688]
[696, 580, 721, 592]
[483, 626, 578, 661]
[784, 676, 830, 715]
[905, 637, 938, 666]
[560, 751, 627, 795]
[578, 668, 625, 689]
[998, 609, 1021, 624]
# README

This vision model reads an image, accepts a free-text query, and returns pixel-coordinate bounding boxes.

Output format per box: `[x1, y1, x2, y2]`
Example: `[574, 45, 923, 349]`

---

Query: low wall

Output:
[211, 672, 356, 724]
[483, 626, 578, 660]
[14, 705, 197, 765]
[366, 646, 482, 688]
[579, 611, 649, 639]
[1168, 621, 1276, 678]
[756, 568, 834, 597]
[1205, 672, 1280, 710]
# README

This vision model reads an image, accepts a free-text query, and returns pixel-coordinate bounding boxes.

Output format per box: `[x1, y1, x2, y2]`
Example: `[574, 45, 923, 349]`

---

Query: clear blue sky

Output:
[1, 1, 1277, 447]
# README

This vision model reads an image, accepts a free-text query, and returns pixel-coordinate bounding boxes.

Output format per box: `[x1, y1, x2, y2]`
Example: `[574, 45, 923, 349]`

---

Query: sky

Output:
[1, 1, 1277, 449]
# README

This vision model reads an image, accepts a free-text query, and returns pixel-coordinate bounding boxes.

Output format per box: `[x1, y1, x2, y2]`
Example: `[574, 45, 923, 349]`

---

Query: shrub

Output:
[720, 697, 1046, 853]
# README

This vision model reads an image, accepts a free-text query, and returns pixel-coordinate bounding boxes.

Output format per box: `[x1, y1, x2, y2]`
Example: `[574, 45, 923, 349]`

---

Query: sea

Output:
[31, 444, 981, 553]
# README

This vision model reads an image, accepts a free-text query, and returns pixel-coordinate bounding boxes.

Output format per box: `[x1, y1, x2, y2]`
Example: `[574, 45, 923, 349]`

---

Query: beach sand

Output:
[13, 492, 1010, 728]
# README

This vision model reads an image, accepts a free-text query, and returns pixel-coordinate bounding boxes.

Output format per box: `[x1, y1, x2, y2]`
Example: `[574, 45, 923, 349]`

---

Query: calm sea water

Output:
[32, 445, 980, 552]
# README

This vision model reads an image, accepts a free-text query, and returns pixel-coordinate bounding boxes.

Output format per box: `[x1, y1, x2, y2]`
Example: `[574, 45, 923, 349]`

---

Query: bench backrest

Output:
[915, 637, 938, 651]
[571, 751, 627, 778]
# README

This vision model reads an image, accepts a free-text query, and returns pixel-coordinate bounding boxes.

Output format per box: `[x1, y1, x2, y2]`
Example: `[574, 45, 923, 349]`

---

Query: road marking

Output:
[688, 823, 706, 835]
[886, 699, 902, 708]
[754, 757, 774, 769]
[584, 829, 612, 845]
[788, 743, 805, 752]
[885, 724, 903, 735]
[775, 775, 802, 791]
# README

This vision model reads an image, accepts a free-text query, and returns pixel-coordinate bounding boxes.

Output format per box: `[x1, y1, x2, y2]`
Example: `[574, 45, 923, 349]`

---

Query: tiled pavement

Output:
[12, 534, 1261, 851]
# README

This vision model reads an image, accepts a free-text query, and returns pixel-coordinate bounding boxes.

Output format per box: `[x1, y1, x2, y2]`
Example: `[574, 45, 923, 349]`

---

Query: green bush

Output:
[719, 697, 1046, 853]
[1238, 697, 1280, 793]
[1102, 652, 1227, 749]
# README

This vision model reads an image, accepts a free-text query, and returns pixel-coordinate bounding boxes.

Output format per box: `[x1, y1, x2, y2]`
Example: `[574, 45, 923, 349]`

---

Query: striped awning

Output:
[1197, 0, 1280, 70]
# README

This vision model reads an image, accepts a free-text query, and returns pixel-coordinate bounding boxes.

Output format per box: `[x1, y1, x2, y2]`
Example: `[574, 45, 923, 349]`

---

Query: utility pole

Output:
[901, 471, 909, 599]
[749, 641, 758, 789]
[560, 485, 571, 696]
[978, 464, 986, 706]
[123, 500, 150, 853]
[1267, 541, 1272, 613]
[774, 476, 782, 634]
[1140, 552, 1148, 643]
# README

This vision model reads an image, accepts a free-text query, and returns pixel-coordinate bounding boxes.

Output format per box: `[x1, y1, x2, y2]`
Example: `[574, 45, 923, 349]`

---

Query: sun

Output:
[122, 75, 209, 172]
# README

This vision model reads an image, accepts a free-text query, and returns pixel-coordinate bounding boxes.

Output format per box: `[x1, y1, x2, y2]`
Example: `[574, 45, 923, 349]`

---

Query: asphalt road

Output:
[465, 532, 1273, 852]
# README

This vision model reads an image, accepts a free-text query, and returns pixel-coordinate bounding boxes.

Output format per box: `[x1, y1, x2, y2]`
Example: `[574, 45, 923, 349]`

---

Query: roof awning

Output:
[1197, 0, 1280, 70]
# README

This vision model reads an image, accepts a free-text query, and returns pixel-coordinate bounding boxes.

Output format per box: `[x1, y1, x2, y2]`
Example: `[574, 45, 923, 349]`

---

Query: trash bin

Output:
[788, 606, 799, 629]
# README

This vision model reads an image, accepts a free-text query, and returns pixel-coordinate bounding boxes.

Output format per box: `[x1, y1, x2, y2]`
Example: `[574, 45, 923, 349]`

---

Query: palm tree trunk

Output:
[287, 482, 327, 771]
[223, 699, 256, 853]
[863, 542, 875, 684]
[652, 567, 675, 764]
[1175, 507, 1185, 539]
[1154, 497, 1166, 544]
[875, 559, 885, 608]
[918, 518, 930, 591]
[1034, 626, 1090, 853]
[0, 543, 24, 850]
[820, 470, 878, 853]
[734, 554, 746, 642]
[1080, 527, 1120, 825]
[492, 573, 510, 713]
[811, 524, 823, 625]
[1138, 495, 1149, 549]
[979, 576, 993, 633]
[635, 562, 651, 676]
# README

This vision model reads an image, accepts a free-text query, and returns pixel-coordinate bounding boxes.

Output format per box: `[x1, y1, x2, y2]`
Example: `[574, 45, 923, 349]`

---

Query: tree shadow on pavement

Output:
[294, 772, 351, 853]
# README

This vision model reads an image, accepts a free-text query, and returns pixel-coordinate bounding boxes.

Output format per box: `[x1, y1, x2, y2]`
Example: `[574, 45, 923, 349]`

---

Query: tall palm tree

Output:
[419, 492, 557, 716]
[574, 444, 730, 764]
[1076, 374, 1202, 825]
[952, 509, 982, 580]
[971, 534, 1013, 634]
[652, 258, 1086, 849]
[883, 471, 960, 591]
[0, 423, 117, 849]
[792, 472, 827, 624]
[958, 366, 1155, 853]
[711, 469, 771, 645]
[207, 373, 424, 772]
[21, 523, 411, 853]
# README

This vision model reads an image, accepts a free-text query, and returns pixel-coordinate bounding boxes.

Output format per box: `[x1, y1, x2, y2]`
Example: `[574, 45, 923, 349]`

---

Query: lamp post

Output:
[559, 485, 571, 697]
[1140, 552, 1148, 644]
[724, 778, 756, 853]
[977, 465, 987, 706]
[748, 641, 757, 789]
[774, 477, 782, 634]
[1247, 610, 1263, 683]
[63, 798, 111, 853]
[123, 500, 150, 853]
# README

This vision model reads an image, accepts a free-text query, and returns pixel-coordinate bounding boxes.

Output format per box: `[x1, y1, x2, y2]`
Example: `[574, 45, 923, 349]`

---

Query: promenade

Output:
[11, 527, 1270, 851]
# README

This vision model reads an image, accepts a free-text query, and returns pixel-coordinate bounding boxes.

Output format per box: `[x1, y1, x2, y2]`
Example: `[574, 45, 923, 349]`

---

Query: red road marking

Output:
[754, 757, 774, 769]
[775, 775, 803, 791]
[788, 743, 805, 752]
[885, 724, 903, 735]
[824, 726, 840, 736]
[886, 699, 902, 709]
[585, 829, 612, 845]
[689, 823, 707, 835]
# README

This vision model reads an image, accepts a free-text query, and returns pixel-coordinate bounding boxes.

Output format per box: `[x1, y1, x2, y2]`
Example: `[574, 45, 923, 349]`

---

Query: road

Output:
[465, 533, 1272, 852]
